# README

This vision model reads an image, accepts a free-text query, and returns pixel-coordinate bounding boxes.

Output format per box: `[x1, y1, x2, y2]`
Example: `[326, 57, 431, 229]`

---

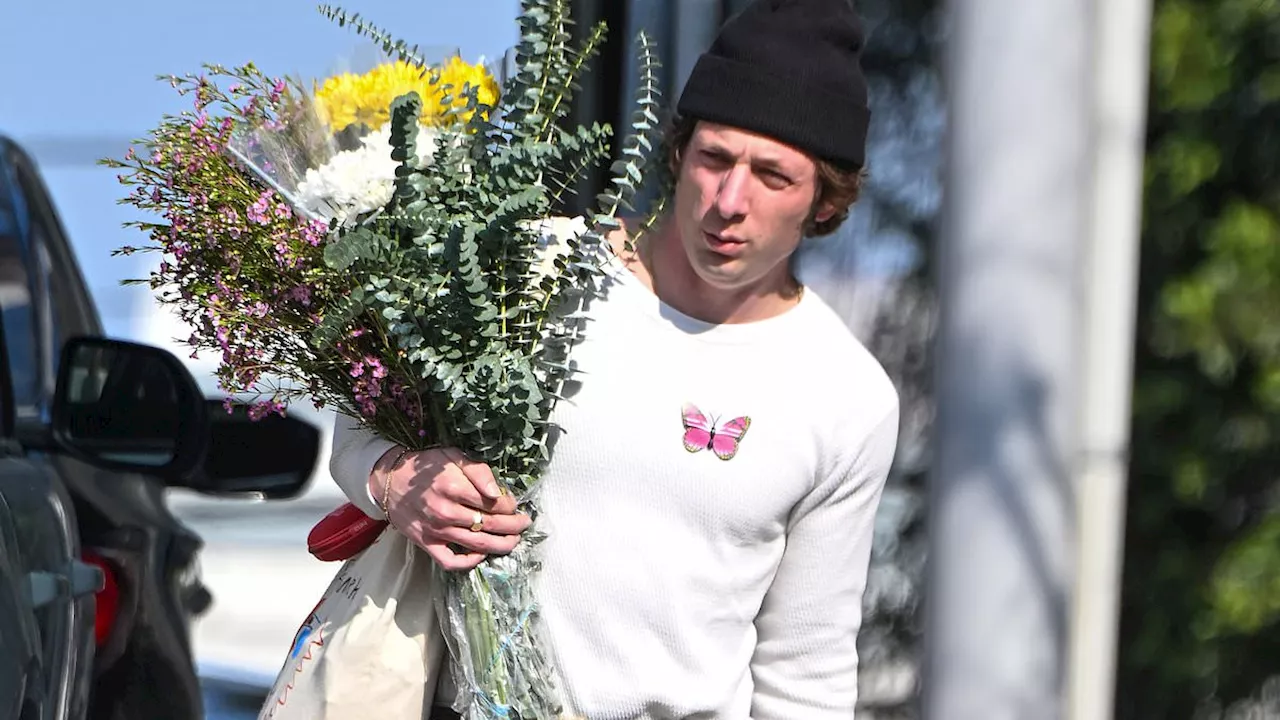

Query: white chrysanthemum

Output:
[297, 125, 441, 224]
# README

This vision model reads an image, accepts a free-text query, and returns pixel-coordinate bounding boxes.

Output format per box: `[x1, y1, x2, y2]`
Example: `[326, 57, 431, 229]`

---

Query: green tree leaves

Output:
[1120, 0, 1280, 713]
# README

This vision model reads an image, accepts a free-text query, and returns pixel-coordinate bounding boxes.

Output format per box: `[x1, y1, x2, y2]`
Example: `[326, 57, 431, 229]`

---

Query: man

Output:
[330, 0, 899, 717]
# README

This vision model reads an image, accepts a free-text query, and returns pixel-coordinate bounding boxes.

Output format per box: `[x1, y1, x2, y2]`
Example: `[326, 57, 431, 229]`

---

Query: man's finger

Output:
[441, 447, 502, 500]
[424, 543, 485, 572]
[424, 499, 530, 535]
[435, 526, 522, 556]
[434, 465, 519, 515]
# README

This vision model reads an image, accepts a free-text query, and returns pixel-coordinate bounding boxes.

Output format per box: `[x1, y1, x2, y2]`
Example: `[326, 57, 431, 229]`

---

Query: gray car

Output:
[0, 134, 321, 720]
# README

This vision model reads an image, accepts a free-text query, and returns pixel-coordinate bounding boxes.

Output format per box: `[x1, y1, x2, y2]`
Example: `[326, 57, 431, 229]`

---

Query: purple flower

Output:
[353, 393, 377, 419]
[247, 191, 273, 225]
[305, 221, 327, 246]
[269, 78, 287, 105]
[247, 400, 286, 421]
[288, 285, 312, 306]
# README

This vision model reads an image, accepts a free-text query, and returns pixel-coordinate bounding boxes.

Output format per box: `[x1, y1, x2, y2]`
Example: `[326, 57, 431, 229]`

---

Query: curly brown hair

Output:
[663, 114, 867, 237]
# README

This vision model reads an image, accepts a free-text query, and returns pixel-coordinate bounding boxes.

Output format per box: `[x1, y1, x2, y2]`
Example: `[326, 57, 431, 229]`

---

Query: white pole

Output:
[921, 0, 1091, 717]
[1065, 0, 1153, 716]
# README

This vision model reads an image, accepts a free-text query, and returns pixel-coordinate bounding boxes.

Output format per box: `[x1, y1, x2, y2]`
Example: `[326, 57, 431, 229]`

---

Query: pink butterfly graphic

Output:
[681, 402, 751, 461]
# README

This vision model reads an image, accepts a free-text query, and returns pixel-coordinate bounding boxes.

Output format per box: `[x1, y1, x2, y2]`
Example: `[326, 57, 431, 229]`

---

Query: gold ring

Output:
[469, 512, 484, 533]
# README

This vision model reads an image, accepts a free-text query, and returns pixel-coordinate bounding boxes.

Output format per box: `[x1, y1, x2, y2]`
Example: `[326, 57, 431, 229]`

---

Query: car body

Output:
[0, 134, 321, 720]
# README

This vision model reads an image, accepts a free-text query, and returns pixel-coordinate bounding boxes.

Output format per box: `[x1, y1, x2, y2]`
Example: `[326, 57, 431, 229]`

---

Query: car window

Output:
[19, 166, 99, 344]
[0, 146, 101, 424]
[0, 162, 42, 423]
[28, 212, 64, 393]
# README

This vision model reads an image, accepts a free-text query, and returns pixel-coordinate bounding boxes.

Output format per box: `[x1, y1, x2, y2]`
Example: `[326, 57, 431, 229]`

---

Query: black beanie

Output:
[676, 0, 870, 169]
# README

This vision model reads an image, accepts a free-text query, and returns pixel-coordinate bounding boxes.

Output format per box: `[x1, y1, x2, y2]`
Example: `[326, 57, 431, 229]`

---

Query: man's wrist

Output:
[369, 445, 410, 520]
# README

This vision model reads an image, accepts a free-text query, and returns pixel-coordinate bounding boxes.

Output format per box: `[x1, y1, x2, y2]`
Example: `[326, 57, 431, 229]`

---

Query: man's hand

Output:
[369, 446, 530, 571]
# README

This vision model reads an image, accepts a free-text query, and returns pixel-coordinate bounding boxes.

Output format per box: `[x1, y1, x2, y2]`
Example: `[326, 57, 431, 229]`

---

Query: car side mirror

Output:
[181, 400, 319, 499]
[51, 337, 209, 481]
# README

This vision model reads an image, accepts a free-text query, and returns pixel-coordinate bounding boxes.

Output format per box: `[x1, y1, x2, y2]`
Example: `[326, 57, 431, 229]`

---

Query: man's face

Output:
[671, 121, 833, 294]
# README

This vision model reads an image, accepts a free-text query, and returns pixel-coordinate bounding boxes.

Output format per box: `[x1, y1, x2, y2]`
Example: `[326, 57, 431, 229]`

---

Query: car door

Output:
[0, 139, 100, 720]
[0, 476, 41, 720]
[0, 453, 99, 720]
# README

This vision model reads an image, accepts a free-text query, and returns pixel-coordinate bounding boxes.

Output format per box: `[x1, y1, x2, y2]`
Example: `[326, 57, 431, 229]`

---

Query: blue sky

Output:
[0, 0, 915, 352]
[0, 0, 520, 338]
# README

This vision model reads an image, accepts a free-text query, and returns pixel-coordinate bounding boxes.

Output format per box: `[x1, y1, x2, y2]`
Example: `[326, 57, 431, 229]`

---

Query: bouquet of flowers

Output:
[102, 2, 664, 718]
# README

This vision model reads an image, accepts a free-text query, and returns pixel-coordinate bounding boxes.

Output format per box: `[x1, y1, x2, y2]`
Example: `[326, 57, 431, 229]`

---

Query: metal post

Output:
[1065, 0, 1152, 716]
[670, 0, 722, 100]
[921, 0, 1092, 717]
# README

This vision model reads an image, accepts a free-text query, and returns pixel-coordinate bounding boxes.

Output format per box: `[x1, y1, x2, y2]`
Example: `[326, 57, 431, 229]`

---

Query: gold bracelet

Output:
[379, 447, 411, 523]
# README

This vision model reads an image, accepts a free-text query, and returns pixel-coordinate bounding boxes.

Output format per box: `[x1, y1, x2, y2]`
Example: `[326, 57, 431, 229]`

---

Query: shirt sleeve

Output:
[750, 401, 900, 719]
[329, 411, 398, 519]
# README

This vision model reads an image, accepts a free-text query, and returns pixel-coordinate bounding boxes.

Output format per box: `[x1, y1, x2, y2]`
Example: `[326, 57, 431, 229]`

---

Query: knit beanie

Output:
[676, 0, 871, 169]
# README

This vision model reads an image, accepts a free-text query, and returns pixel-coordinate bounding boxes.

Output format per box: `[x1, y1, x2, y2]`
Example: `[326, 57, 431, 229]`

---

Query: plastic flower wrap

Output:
[103, 3, 665, 718]
[224, 54, 495, 227]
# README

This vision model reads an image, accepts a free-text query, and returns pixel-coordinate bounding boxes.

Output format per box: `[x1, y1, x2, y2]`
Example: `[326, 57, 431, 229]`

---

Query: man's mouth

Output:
[704, 231, 746, 253]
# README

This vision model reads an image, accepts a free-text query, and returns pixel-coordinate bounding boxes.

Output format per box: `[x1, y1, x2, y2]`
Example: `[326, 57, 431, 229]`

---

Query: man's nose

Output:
[713, 165, 750, 219]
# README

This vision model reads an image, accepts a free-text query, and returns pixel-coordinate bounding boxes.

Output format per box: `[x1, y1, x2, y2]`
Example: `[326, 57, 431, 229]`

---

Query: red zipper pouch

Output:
[307, 502, 388, 562]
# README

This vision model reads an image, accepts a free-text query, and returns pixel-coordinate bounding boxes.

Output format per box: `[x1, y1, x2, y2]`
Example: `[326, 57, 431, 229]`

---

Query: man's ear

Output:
[814, 201, 837, 224]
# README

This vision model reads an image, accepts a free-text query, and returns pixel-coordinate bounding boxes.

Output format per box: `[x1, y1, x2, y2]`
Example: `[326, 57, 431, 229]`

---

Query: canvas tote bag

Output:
[258, 527, 445, 720]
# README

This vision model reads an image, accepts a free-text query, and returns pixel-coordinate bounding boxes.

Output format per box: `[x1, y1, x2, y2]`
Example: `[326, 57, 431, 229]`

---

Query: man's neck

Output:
[614, 218, 802, 325]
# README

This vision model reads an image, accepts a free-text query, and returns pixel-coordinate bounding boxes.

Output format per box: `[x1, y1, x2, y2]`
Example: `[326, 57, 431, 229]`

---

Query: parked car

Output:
[0, 134, 321, 720]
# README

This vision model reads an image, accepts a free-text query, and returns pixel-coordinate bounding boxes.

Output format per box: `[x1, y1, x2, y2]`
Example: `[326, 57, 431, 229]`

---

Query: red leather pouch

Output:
[307, 502, 388, 562]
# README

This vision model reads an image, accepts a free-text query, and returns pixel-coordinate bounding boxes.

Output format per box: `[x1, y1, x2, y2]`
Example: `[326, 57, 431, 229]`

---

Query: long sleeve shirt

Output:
[328, 252, 899, 719]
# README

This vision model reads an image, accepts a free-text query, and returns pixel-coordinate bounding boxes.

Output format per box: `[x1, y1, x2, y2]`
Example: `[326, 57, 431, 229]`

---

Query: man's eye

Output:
[700, 151, 731, 165]
[762, 170, 792, 187]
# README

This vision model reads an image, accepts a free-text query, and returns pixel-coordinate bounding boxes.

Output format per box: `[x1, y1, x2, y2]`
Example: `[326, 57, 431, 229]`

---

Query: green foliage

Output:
[107, 5, 667, 715]
[1118, 0, 1280, 715]
[309, 4, 664, 716]
[309, 0, 661, 488]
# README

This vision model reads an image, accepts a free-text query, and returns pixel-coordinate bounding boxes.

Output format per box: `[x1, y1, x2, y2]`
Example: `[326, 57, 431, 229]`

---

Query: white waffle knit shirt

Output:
[329, 251, 900, 719]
